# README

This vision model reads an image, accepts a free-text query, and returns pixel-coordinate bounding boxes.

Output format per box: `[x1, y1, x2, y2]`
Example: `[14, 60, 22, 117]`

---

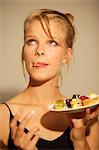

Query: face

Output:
[23, 20, 68, 83]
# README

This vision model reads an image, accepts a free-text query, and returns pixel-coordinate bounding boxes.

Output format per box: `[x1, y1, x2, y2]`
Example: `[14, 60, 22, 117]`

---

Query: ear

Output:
[62, 48, 72, 64]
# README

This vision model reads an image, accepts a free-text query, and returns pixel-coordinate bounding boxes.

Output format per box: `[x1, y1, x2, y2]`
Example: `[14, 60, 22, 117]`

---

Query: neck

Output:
[24, 78, 63, 106]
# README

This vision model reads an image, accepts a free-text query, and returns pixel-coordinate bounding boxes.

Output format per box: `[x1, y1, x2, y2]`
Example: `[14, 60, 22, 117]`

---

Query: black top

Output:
[3, 103, 74, 150]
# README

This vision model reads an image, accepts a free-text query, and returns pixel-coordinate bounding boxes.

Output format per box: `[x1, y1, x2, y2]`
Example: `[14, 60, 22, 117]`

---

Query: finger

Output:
[23, 134, 39, 150]
[71, 118, 88, 128]
[17, 112, 33, 133]
[14, 131, 26, 147]
[12, 111, 32, 141]
[23, 127, 39, 147]
[10, 113, 21, 139]
[29, 134, 40, 149]
[85, 108, 91, 120]
[10, 113, 20, 128]
[14, 112, 33, 140]
[26, 127, 39, 141]
[86, 106, 99, 120]
[91, 105, 99, 116]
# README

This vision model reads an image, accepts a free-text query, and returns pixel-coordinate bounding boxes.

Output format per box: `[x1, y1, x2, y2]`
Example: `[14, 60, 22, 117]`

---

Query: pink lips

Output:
[33, 62, 48, 68]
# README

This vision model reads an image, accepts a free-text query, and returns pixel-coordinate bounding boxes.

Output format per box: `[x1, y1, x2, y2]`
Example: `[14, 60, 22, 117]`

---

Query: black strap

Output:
[3, 103, 14, 122]
[3, 102, 29, 134]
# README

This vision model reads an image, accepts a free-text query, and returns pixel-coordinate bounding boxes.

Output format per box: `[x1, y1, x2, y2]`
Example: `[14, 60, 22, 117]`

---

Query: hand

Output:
[10, 112, 40, 150]
[68, 106, 99, 149]
[69, 111, 88, 142]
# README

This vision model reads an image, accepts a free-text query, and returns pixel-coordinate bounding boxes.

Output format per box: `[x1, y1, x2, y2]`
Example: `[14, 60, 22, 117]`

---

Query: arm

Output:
[69, 107, 99, 150]
[73, 139, 90, 150]
[74, 117, 99, 150]
[72, 118, 99, 150]
[0, 104, 10, 149]
[86, 117, 99, 150]
[70, 119, 90, 150]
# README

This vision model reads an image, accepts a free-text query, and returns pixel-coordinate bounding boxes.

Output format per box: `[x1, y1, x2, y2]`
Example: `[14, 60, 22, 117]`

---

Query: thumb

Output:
[71, 118, 88, 128]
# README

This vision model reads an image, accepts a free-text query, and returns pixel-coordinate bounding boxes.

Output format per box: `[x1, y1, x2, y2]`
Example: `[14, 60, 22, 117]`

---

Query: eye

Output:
[26, 39, 36, 46]
[49, 40, 57, 46]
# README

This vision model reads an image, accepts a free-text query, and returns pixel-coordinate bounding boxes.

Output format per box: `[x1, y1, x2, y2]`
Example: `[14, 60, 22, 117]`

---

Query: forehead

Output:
[25, 19, 66, 40]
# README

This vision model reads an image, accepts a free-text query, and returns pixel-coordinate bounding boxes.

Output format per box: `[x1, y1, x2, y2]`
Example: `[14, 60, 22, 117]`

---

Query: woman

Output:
[0, 8, 99, 150]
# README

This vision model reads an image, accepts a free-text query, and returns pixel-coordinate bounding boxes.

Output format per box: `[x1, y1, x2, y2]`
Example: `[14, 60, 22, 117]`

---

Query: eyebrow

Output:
[26, 34, 36, 38]
[25, 33, 65, 45]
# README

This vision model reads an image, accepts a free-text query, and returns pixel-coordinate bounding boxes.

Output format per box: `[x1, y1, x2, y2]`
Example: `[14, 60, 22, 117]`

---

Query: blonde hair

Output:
[22, 8, 76, 84]
[24, 9, 75, 46]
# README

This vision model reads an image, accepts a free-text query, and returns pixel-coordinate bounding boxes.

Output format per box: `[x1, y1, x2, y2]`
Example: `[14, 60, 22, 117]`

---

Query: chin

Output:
[29, 70, 58, 84]
[30, 78, 50, 86]
[31, 74, 49, 81]
[30, 74, 57, 86]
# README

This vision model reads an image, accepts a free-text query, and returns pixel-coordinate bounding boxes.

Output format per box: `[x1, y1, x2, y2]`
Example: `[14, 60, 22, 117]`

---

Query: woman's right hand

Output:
[10, 112, 40, 150]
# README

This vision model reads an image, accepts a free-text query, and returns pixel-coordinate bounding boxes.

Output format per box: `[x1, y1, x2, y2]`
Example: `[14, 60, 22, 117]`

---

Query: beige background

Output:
[0, 0, 99, 102]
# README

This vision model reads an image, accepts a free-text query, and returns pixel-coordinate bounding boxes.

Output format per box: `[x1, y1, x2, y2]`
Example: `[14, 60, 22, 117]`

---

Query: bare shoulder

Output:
[0, 103, 10, 145]
[0, 103, 10, 118]
[0, 92, 24, 143]
[0, 93, 23, 145]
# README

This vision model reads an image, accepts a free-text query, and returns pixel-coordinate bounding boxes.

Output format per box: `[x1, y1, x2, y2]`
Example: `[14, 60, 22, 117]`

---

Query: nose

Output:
[35, 50, 44, 56]
[35, 45, 45, 56]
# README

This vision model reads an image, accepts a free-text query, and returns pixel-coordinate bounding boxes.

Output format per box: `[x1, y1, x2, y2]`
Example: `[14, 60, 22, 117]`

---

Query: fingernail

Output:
[31, 110, 35, 115]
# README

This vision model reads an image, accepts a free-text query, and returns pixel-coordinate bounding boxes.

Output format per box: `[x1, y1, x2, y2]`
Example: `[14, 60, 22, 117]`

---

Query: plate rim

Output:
[47, 102, 99, 112]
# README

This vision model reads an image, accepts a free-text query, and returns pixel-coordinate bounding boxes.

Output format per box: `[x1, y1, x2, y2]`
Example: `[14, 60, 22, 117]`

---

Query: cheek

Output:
[47, 48, 65, 64]
[47, 48, 65, 74]
[23, 47, 33, 62]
